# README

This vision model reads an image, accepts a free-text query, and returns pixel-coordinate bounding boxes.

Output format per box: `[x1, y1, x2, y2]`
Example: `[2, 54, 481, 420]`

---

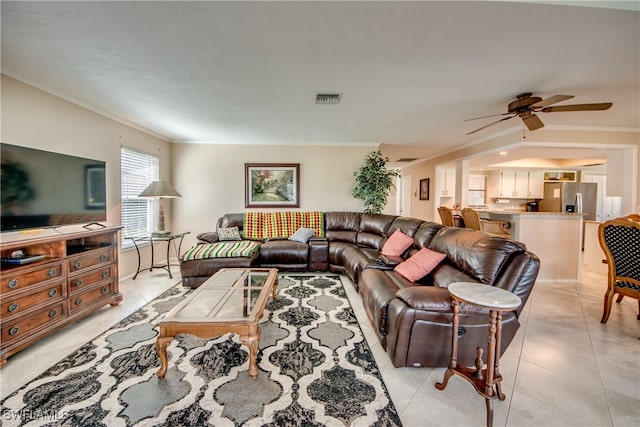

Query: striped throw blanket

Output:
[182, 241, 260, 261]
[243, 211, 325, 240]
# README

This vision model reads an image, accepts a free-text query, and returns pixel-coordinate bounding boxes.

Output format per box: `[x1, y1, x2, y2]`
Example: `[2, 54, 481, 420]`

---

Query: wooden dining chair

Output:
[437, 206, 455, 226]
[598, 216, 640, 323]
[460, 208, 511, 238]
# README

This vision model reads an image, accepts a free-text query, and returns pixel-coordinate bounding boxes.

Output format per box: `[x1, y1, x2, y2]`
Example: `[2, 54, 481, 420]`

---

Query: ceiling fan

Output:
[465, 92, 612, 135]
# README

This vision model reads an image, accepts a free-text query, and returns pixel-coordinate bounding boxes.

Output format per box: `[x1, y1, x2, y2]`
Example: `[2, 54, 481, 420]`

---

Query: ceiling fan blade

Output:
[466, 115, 515, 135]
[541, 102, 613, 112]
[522, 113, 544, 131]
[531, 94, 574, 108]
[464, 112, 511, 122]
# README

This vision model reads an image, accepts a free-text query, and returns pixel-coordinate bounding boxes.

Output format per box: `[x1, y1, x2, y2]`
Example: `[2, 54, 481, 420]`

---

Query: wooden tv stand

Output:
[0, 226, 122, 367]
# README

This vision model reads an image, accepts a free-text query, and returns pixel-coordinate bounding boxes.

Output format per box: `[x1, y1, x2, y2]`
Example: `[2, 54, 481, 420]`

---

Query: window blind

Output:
[121, 147, 159, 248]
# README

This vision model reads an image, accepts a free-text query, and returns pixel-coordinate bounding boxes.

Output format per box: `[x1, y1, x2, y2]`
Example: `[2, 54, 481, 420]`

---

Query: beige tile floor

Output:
[1, 265, 639, 426]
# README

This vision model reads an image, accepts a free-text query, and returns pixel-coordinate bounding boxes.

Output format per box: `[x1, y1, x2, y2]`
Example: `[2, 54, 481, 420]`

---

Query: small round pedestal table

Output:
[435, 282, 522, 427]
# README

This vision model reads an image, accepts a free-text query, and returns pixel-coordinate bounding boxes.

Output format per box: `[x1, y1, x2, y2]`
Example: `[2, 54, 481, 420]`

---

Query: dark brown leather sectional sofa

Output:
[180, 211, 540, 368]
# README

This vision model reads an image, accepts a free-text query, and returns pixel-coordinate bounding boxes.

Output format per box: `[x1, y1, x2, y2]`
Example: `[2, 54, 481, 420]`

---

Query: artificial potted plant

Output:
[352, 150, 400, 214]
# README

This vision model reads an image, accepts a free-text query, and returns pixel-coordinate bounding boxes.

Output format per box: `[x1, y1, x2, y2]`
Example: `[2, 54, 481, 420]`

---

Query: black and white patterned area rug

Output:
[1, 274, 402, 426]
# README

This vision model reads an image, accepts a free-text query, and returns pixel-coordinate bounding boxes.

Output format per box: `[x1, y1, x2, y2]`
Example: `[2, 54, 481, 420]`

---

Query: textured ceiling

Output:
[2, 1, 638, 164]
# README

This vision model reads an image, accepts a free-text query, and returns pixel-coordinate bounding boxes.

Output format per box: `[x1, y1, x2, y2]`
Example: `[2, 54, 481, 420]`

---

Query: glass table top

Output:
[171, 269, 274, 320]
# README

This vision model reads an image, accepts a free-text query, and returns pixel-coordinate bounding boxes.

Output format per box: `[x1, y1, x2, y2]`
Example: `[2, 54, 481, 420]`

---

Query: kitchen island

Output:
[478, 211, 584, 281]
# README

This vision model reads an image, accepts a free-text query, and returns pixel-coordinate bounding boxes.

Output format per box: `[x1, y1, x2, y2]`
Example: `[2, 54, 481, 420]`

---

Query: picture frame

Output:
[85, 165, 106, 209]
[245, 163, 300, 208]
[419, 178, 430, 201]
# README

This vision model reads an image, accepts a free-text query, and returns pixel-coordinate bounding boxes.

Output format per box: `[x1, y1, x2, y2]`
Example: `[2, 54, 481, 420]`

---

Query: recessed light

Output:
[499, 151, 508, 156]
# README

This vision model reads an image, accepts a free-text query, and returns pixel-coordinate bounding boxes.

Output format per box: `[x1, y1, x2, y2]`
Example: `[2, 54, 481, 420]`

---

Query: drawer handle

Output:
[101, 287, 108, 294]
[100, 254, 108, 262]
[74, 261, 82, 269]
[101, 271, 108, 279]
[48, 288, 58, 297]
[8, 279, 18, 289]
[48, 269, 57, 277]
[9, 326, 19, 336]
[76, 280, 83, 287]
[8, 303, 19, 313]
[75, 298, 83, 306]
[49, 309, 57, 318]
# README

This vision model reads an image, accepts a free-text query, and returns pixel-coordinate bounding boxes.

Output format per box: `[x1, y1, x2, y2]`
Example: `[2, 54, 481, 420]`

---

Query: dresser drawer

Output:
[0, 263, 64, 295]
[1, 281, 66, 320]
[68, 265, 113, 295]
[67, 248, 113, 274]
[69, 281, 114, 314]
[1, 302, 66, 344]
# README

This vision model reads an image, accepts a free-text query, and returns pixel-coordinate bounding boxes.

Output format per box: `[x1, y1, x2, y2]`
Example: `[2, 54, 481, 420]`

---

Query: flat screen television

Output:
[1, 143, 107, 232]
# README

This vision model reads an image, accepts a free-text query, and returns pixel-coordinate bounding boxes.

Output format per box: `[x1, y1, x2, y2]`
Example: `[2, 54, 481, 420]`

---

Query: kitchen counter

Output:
[478, 210, 584, 281]
[477, 210, 585, 216]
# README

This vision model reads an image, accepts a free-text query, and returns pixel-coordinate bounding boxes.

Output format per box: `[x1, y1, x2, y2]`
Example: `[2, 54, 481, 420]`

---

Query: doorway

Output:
[400, 175, 412, 217]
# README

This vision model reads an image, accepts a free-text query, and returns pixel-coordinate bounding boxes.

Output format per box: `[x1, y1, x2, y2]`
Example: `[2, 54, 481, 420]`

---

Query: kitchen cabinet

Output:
[527, 171, 544, 198]
[498, 170, 543, 198]
[441, 169, 456, 197]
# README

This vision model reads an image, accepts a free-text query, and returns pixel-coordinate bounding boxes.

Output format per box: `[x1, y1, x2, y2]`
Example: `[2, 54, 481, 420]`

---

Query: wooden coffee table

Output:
[155, 268, 278, 379]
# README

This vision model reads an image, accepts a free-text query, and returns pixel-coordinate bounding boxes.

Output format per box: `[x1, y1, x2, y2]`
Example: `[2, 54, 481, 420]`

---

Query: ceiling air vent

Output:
[315, 93, 341, 104]
[396, 158, 418, 162]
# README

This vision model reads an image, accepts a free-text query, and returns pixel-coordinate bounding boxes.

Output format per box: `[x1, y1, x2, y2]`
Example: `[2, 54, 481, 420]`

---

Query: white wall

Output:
[2, 76, 381, 275]
[170, 143, 374, 248]
[1, 75, 173, 278]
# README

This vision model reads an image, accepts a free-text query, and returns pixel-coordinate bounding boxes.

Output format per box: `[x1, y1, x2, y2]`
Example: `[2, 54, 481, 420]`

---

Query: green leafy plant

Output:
[352, 150, 400, 214]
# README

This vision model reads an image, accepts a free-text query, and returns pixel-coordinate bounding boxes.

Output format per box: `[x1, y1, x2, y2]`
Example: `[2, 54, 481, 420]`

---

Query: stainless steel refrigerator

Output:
[538, 182, 598, 220]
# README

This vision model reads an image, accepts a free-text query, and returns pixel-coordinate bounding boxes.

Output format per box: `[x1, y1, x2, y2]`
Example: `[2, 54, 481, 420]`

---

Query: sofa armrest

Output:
[309, 237, 328, 271]
[395, 286, 452, 311]
[197, 232, 219, 244]
[396, 286, 487, 315]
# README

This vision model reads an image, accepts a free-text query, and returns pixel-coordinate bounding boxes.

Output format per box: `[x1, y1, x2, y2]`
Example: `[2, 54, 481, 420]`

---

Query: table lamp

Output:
[138, 180, 182, 235]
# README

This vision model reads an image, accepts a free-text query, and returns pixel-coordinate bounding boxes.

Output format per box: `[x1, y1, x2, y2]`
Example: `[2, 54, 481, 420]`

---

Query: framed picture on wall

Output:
[245, 163, 300, 208]
[419, 178, 430, 200]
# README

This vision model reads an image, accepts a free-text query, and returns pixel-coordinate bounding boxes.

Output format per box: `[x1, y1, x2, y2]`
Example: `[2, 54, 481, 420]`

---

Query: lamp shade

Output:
[138, 180, 181, 198]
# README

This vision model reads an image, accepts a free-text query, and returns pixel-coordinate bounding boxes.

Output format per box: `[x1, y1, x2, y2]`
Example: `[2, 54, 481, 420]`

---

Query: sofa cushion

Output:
[381, 229, 414, 256]
[412, 222, 444, 249]
[328, 241, 356, 267]
[429, 227, 526, 284]
[217, 213, 244, 230]
[388, 217, 424, 238]
[394, 248, 446, 282]
[357, 214, 397, 249]
[258, 240, 309, 264]
[325, 211, 361, 244]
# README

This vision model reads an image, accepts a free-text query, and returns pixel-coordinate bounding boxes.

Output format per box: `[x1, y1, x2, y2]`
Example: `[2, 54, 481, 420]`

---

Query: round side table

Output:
[435, 282, 521, 427]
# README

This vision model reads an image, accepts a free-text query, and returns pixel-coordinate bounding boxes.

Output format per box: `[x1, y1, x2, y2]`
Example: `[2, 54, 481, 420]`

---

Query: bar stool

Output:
[436, 282, 522, 427]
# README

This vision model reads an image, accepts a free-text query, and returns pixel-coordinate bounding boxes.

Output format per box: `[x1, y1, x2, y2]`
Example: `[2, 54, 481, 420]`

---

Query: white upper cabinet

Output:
[441, 168, 456, 197]
[527, 171, 544, 198]
[497, 170, 544, 198]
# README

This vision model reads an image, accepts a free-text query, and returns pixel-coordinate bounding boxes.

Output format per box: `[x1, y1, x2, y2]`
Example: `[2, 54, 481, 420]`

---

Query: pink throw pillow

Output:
[381, 229, 414, 257]
[394, 247, 446, 282]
